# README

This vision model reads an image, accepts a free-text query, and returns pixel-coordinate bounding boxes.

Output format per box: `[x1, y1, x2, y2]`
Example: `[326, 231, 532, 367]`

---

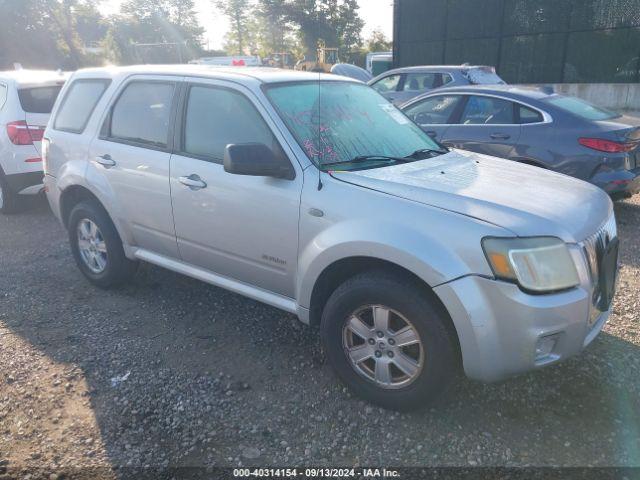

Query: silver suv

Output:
[44, 66, 618, 410]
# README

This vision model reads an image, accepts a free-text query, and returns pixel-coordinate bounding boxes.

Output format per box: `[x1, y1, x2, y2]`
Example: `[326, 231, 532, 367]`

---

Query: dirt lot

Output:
[0, 195, 639, 478]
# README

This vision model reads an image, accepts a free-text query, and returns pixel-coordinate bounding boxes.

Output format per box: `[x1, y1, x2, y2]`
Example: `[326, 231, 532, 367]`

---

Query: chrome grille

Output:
[583, 212, 617, 282]
[582, 212, 618, 322]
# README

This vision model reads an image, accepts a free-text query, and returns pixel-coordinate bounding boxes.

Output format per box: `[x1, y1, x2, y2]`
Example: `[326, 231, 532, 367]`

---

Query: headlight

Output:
[482, 237, 580, 293]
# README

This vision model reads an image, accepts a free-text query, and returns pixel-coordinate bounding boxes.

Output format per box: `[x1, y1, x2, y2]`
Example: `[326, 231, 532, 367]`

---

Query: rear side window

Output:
[106, 81, 175, 148]
[18, 85, 62, 113]
[403, 73, 438, 92]
[545, 95, 619, 121]
[54, 79, 110, 133]
[518, 105, 543, 124]
[183, 85, 278, 162]
[460, 96, 515, 125]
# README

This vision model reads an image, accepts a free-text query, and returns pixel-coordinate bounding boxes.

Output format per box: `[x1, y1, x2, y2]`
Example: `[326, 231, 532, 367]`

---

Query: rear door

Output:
[393, 72, 442, 105]
[87, 75, 180, 258]
[442, 94, 522, 159]
[402, 94, 464, 141]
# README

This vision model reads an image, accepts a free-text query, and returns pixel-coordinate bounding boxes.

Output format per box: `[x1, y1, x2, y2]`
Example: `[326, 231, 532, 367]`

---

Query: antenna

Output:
[317, 71, 324, 191]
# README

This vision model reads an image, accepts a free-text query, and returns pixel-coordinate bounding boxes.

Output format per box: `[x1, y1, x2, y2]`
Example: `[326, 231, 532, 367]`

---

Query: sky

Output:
[99, 0, 394, 51]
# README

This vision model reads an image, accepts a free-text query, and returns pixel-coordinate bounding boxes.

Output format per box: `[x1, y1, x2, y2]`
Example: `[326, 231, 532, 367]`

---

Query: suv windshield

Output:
[265, 81, 444, 170]
[544, 95, 620, 121]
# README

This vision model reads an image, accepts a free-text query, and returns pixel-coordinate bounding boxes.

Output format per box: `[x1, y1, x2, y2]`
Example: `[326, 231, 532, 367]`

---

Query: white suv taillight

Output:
[6, 120, 45, 145]
[42, 137, 50, 174]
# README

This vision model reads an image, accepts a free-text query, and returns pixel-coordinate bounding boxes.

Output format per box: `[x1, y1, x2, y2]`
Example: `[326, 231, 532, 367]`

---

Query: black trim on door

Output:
[99, 79, 180, 153]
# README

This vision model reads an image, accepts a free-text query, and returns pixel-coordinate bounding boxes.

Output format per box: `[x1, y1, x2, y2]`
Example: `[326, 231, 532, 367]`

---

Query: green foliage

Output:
[107, 0, 205, 63]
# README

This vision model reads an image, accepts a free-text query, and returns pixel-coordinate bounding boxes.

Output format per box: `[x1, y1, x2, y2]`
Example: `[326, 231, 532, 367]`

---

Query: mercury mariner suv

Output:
[44, 66, 618, 410]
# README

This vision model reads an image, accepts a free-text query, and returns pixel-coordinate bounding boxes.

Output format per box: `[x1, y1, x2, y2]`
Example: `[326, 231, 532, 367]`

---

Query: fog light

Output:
[535, 335, 558, 361]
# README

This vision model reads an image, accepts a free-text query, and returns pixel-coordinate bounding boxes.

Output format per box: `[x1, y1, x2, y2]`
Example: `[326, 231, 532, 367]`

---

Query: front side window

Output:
[18, 85, 62, 114]
[108, 81, 175, 147]
[183, 85, 278, 161]
[460, 96, 515, 125]
[54, 79, 110, 133]
[404, 95, 462, 125]
[371, 74, 401, 93]
[265, 81, 444, 170]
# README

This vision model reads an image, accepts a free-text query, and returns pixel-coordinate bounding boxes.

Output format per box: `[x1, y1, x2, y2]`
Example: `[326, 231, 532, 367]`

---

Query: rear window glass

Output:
[464, 67, 506, 85]
[18, 85, 62, 113]
[54, 79, 110, 133]
[545, 95, 619, 121]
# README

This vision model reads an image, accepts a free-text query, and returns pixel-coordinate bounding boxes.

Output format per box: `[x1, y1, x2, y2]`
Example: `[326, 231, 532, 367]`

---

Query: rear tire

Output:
[0, 173, 22, 214]
[68, 200, 138, 288]
[320, 271, 457, 411]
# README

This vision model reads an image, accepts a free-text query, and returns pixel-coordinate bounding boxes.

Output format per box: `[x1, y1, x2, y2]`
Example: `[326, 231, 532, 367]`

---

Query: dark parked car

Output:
[400, 85, 640, 197]
[369, 65, 505, 106]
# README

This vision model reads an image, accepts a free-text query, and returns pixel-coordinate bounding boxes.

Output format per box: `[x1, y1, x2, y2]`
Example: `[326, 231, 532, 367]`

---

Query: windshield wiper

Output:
[322, 155, 411, 169]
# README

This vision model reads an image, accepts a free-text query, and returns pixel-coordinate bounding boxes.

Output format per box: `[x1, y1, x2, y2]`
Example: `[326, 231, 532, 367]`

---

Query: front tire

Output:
[321, 271, 457, 411]
[68, 200, 137, 288]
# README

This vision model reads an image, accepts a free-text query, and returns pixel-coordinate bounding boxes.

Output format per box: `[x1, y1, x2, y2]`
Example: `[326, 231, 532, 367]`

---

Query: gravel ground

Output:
[0, 195, 639, 478]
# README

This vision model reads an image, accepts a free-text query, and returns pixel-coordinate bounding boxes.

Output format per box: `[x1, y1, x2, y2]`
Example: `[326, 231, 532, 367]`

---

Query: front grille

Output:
[582, 212, 618, 321]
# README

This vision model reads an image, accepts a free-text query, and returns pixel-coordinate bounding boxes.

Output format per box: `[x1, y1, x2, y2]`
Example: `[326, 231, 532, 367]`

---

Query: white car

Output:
[0, 70, 66, 213]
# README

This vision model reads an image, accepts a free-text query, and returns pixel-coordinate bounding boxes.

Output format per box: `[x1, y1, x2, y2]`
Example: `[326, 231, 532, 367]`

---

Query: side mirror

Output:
[223, 143, 295, 180]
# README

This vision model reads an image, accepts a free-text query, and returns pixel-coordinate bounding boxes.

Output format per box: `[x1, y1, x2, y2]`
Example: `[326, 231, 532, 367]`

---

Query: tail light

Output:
[579, 137, 637, 153]
[42, 137, 50, 174]
[6, 120, 45, 145]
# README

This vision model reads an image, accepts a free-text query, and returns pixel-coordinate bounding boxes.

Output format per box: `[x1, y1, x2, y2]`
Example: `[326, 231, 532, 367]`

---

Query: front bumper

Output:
[434, 245, 610, 382]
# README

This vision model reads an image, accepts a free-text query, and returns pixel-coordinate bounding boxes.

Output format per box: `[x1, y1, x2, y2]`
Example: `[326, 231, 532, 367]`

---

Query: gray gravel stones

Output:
[0, 196, 639, 476]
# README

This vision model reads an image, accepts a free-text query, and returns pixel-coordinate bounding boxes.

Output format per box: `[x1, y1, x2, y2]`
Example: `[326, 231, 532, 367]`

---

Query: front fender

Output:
[296, 218, 495, 310]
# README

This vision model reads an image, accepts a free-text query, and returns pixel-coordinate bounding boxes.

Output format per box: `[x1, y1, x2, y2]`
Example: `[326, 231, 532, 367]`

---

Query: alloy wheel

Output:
[342, 305, 424, 389]
[77, 219, 108, 274]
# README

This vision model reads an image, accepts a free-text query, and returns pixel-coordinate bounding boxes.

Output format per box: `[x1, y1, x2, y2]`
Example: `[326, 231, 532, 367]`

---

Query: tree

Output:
[0, 0, 97, 69]
[279, 0, 364, 59]
[366, 27, 391, 52]
[215, 0, 252, 55]
[105, 0, 204, 63]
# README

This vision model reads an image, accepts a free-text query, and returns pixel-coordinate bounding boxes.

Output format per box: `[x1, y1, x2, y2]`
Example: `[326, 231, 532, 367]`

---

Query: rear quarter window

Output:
[545, 95, 619, 121]
[54, 79, 111, 134]
[18, 85, 62, 113]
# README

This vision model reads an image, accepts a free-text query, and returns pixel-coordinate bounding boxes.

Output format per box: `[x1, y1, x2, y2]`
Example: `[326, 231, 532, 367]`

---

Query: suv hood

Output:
[330, 150, 612, 242]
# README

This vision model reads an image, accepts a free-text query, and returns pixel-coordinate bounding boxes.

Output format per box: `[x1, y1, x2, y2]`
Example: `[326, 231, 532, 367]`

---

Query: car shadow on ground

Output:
[1, 197, 639, 476]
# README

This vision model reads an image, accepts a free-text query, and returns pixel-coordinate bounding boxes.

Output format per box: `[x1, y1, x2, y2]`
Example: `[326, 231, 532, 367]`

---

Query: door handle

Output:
[95, 154, 116, 167]
[425, 130, 437, 138]
[178, 174, 207, 190]
[490, 133, 511, 140]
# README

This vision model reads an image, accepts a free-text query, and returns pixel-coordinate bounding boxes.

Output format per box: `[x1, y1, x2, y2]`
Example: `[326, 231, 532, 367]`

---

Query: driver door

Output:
[169, 80, 302, 298]
[402, 94, 463, 141]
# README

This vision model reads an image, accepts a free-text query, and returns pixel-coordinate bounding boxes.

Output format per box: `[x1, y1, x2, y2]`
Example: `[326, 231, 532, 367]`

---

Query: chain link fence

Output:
[393, 0, 640, 83]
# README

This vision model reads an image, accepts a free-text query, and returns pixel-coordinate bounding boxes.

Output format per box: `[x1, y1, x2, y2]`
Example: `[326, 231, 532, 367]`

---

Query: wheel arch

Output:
[306, 255, 462, 362]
